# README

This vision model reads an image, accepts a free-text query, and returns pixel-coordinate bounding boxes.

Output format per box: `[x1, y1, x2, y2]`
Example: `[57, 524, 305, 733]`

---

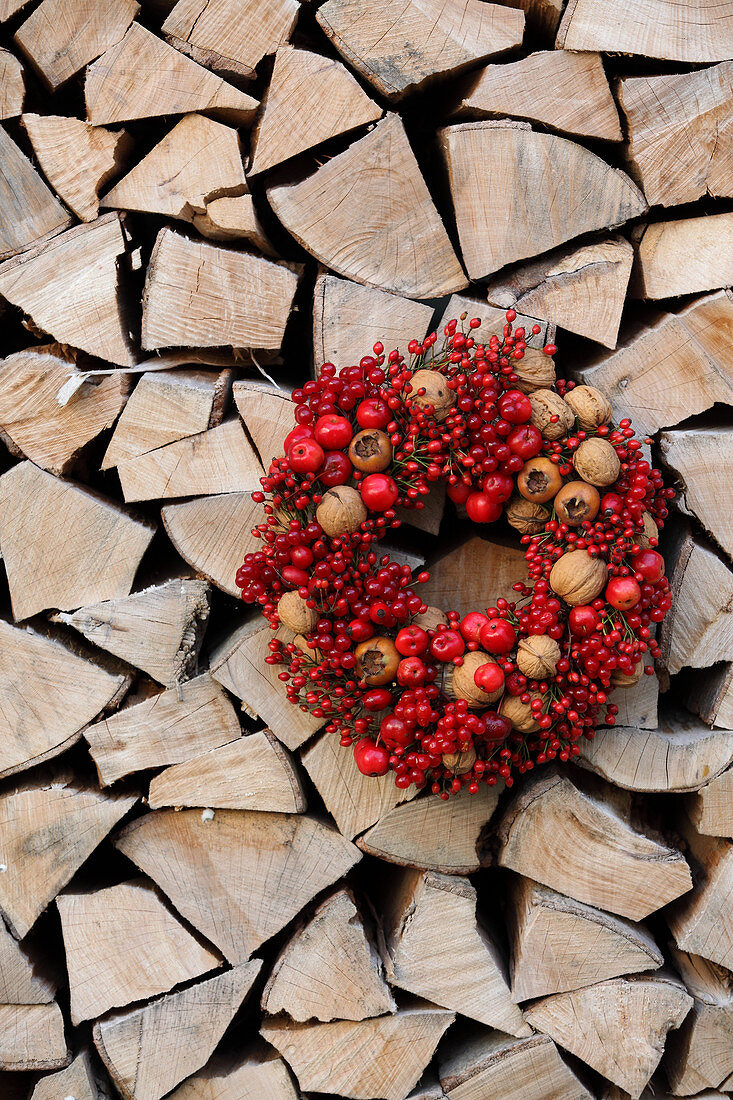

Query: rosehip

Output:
[354, 738, 390, 777]
[606, 576, 641, 610]
[362, 687, 393, 710]
[600, 492, 624, 516]
[479, 618, 516, 654]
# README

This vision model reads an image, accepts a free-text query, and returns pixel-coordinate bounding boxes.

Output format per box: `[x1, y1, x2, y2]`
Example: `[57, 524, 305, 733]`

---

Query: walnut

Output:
[549, 549, 607, 606]
[611, 661, 644, 688]
[442, 748, 477, 774]
[636, 511, 659, 549]
[573, 438, 621, 487]
[529, 389, 574, 440]
[516, 635, 561, 680]
[564, 385, 613, 430]
[505, 495, 550, 535]
[411, 606, 449, 630]
[513, 347, 556, 394]
[500, 692, 541, 733]
[277, 591, 318, 634]
[316, 486, 367, 537]
[408, 369, 455, 421]
[447, 650, 503, 709]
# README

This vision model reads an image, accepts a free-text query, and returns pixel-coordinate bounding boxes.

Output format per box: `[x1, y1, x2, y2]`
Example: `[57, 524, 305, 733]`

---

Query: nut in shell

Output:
[636, 512, 658, 549]
[277, 591, 318, 634]
[516, 635, 561, 680]
[500, 692, 541, 733]
[513, 347, 556, 394]
[564, 385, 613, 430]
[573, 438, 621, 487]
[316, 486, 367, 537]
[442, 748, 477, 774]
[505, 495, 550, 534]
[411, 605, 449, 630]
[549, 549, 607, 606]
[610, 661, 644, 688]
[529, 389, 574, 440]
[446, 651, 503, 708]
[409, 369, 455, 421]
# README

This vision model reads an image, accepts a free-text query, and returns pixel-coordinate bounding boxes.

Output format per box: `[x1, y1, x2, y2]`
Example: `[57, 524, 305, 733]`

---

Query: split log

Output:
[14, 0, 138, 90]
[485, 236, 633, 350]
[313, 272, 434, 371]
[261, 887, 395, 1022]
[409, 1076, 446, 1100]
[617, 63, 733, 208]
[168, 1047, 299, 1100]
[210, 618, 324, 750]
[86, 23, 258, 126]
[418, 536, 528, 620]
[686, 663, 733, 731]
[30, 1052, 97, 1100]
[250, 46, 382, 176]
[380, 868, 530, 1035]
[557, 0, 733, 63]
[84, 671, 241, 785]
[437, 293, 554, 349]
[496, 770, 692, 920]
[578, 710, 733, 793]
[0, 49, 24, 119]
[0, 620, 129, 779]
[439, 1030, 592, 1100]
[316, 0, 524, 100]
[115, 808, 360, 963]
[687, 769, 733, 840]
[668, 819, 733, 972]
[396, 482, 446, 536]
[455, 51, 621, 143]
[0, 0, 29, 21]
[58, 879, 222, 1023]
[440, 121, 647, 281]
[232, 380, 293, 461]
[0, 918, 56, 1004]
[162, 0, 299, 81]
[192, 194, 274, 253]
[496, 0, 563, 37]
[0, 461, 155, 620]
[94, 962, 262, 1100]
[261, 1003, 455, 1100]
[162, 492, 259, 598]
[102, 367, 230, 470]
[0, 776, 137, 938]
[523, 973, 692, 1099]
[141, 228, 299, 351]
[606, 654, 658, 729]
[660, 428, 733, 561]
[267, 114, 467, 299]
[508, 876, 663, 1002]
[149, 729, 307, 813]
[301, 728, 414, 840]
[102, 113, 246, 223]
[0, 212, 136, 366]
[0, 125, 70, 261]
[54, 578, 211, 687]
[660, 527, 733, 676]
[357, 784, 498, 874]
[0, 345, 129, 474]
[117, 419, 263, 501]
[578, 290, 733, 437]
[633, 213, 733, 300]
[0, 1003, 67, 1071]
[664, 948, 733, 1095]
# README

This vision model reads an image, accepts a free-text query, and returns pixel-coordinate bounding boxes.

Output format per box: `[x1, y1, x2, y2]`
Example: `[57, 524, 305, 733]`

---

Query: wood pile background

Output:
[0, 0, 731, 1097]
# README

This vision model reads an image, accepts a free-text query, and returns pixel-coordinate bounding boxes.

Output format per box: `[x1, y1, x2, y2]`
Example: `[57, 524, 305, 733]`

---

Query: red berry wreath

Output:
[236, 312, 674, 797]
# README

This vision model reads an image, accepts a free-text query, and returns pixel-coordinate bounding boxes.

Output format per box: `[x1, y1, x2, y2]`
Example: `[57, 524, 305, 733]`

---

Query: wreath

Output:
[236, 312, 673, 797]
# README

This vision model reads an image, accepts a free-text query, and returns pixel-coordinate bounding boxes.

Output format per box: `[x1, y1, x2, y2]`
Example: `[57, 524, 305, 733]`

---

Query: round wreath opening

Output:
[236, 312, 674, 798]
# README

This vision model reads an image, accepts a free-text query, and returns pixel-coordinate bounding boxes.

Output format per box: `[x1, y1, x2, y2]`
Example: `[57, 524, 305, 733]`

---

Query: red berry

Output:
[460, 612, 489, 643]
[506, 424, 542, 460]
[360, 473, 399, 511]
[313, 414, 353, 449]
[498, 390, 532, 424]
[429, 629, 465, 662]
[482, 473, 514, 503]
[362, 687, 393, 710]
[466, 492, 502, 524]
[395, 625, 429, 656]
[606, 576, 642, 610]
[319, 450, 352, 487]
[631, 549, 665, 583]
[288, 437, 324, 473]
[356, 398, 390, 429]
[479, 618, 516, 654]
[447, 481, 472, 505]
[568, 605, 601, 636]
[474, 662, 505, 694]
[354, 738, 390, 777]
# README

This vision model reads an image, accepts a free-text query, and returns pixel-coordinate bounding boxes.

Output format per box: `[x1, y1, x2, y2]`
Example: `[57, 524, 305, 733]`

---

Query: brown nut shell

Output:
[409, 369, 455, 421]
[316, 486, 367, 537]
[277, 591, 318, 634]
[355, 636, 400, 686]
[553, 480, 601, 526]
[505, 495, 550, 535]
[348, 429, 392, 473]
[610, 660, 644, 688]
[549, 549, 607, 606]
[411, 605, 449, 630]
[529, 389, 574, 440]
[513, 347, 556, 394]
[573, 438, 621, 487]
[442, 748, 477, 774]
[447, 650, 503, 709]
[636, 512, 659, 549]
[516, 635, 561, 680]
[517, 457, 563, 504]
[500, 692, 541, 733]
[564, 385, 613, 430]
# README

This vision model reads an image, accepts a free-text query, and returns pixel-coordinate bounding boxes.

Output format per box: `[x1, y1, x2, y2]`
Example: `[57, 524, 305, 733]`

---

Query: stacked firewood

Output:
[0, 0, 731, 1097]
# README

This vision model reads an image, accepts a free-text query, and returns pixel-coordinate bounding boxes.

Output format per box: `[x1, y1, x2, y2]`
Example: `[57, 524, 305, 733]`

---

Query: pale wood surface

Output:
[509, 876, 663, 1001]
[142, 228, 299, 351]
[606, 655, 658, 729]
[301, 728, 414, 840]
[617, 63, 733, 207]
[0, 212, 135, 366]
[456, 51, 621, 142]
[0, 346, 129, 474]
[86, 22, 258, 125]
[262, 1004, 455, 1100]
[169, 1049, 299, 1100]
[162, 492, 259, 598]
[15, 0, 139, 90]
[55, 578, 211, 687]
[58, 879, 222, 1023]
[115, 808, 360, 963]
[357, 785, 498, 874]
[103, 113, 246, 221]
[30, 1051, 97, 1100]
[419, 536, 528, 620]
[660, 528, 733, 677]
[250, 45, 381, 175]
[497, 771, 692, 920]
[0, 1003, 67, 1071]
[501, 0, 563, 34]
[0, 461, 155, 620]
[557, 0, 733, 62]
[381, 869, 529, 1035]
[634, 213, 733, 299]
[268, 113, 467, 299]
[524, 973, 692, 1098]
[149, 730, 307, 813]
[94, 962, 262, 1100]
[0, 48, 24, 118]
[261, 887, 395, 1021]
[688, 768, 733, 839]
[162, 0, 299, 80]
[0, 125, 70, 260]
[233, 380, 293, 461]
[440, 121, 646, 281]
[0, 917, 56, 1004]
[664, 948, 733, 1095]
[437, 294, 554, 349]
[85, 671, 241, 785]
[439, 1031, 592, 1100]
[486, 236, 633, 350]
[117, 419, 263, 501]
[316, 0, 524, 100]
[0, 777, 136, 938]
[686, 663, 733, 731]
[668, 818, 733, 972]
[192, 193, 274, 252]
[660, 428, 733, 561]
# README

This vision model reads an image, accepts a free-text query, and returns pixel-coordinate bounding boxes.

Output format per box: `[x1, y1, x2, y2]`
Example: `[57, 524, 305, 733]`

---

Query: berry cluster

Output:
[236, 313, 673, 797]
